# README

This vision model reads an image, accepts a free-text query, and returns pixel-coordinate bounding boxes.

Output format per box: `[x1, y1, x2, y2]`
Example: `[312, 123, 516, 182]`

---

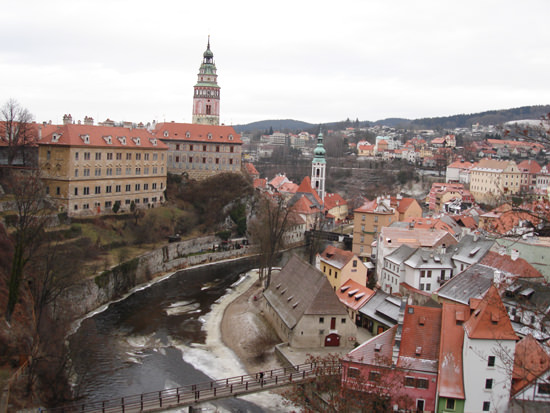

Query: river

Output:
[68, 255, 291, 412]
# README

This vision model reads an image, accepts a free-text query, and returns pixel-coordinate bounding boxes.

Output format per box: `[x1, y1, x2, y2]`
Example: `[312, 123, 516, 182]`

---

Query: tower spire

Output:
[311, 127, 327, 201]
[192, 37, 220, 125]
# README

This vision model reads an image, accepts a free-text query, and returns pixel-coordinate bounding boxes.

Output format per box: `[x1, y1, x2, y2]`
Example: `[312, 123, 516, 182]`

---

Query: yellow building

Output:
[352, 195, 422, 259]
[470, 158, 521, 205]
[317, 245, 368, 290]
[39, 123, 167, 216]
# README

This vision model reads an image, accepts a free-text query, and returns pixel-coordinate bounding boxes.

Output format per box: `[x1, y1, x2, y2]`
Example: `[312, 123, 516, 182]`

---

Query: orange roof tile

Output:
[38, 123, 167, 149]
[319, 245, 355, 269]
[438, 303, 470, 399]
[324, 192, 346, 210]
[296, 176, 322, 204]
[463, 285, 518, 341]
[480, 251, 543, 279]
[153, 122, 242, 144]
[512, 334, 550, 396]
[336, 279, 375, 311]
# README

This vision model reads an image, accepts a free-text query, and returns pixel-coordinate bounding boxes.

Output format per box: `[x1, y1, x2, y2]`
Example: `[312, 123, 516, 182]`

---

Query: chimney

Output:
[63, 114, 72, 125]
[494, 270, 502, 284]
[84, 116, 94, 126]
[38, 126, 42, 140]
[392, 297, 408, 365]
[511, 249, 519, 261]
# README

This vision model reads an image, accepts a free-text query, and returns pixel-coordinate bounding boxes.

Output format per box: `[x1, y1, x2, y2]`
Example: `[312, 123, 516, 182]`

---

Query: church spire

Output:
[192, 37, 220, 125]
[311, 128, 326, 201]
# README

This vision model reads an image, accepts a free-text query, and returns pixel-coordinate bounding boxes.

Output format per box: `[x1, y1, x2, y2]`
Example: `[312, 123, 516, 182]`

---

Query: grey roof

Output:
[502, 279, 550, 313]
[436, 263, 495, 305]
[358, 290, 401, 327]
[263, 255, 348, 330]
[404, 248, 454, 270]
[385, 244, 416, 265]
[449, 234, 494, 266]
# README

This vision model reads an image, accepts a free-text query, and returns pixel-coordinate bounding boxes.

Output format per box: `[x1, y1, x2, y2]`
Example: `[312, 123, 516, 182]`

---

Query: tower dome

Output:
[313, 131, 327, 163]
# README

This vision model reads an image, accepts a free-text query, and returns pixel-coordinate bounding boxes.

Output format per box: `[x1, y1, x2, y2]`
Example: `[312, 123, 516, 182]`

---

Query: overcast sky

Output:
[2, 0, 549, 126]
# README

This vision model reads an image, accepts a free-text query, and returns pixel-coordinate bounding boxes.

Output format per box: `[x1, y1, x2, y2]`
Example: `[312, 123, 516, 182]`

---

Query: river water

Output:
[68, 256, 289, 412]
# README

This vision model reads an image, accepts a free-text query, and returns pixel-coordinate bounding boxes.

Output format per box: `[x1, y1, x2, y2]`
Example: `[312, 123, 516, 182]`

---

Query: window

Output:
[135, 153, 141, 160]
[95, 152, 101, 160]
[404, 377, 415, 387]
[135, 184, 140, 191]
[143, 183, 148, 190]
[75, 152, 79, 160]
[488, 356, 495, 367]
[74, 188, 78, 196]
[105, 186, 112, 193]
[416, 378, 429, 389]
[368, 371, 381, 382]
[116, 167, 122, 176]
[74, 169, 79, 177]
[482, 401, 490, 411]
[446, 399, 455, 410]
[94, 186, 101, 194]
[126, 153, 132, 160]
[115, 185, 121, 193]
[341, 318, 346, 324]
[319, 317, 324, 323]
[538, 383, 550, 394]
[353, 260, 357, 268]
[125, 184, 131, 192]
[135, 167, 141, 175]
[126, 167, 131, 175]
[107, 153, 113, 160]
[144, 167, 149, 175]
[348, 368, 360, 378]
[106, 168, 113, 176]
[83, 168, 90, 177]
[485, 378, 493, 389]
[84, 152, 90, 160]
[152, 183, 157, 190]
[116, 152, 122, 160]
[83, 187, 90, 195]
[144, 153, 149, 160]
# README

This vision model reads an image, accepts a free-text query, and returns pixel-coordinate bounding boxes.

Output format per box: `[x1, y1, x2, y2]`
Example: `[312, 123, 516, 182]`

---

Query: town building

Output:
[154, 122, 242, 180]
[470, 158, 521, 205]
[38, 122, 167, 216]
[335, 279, 375, 326]
[262, 255, 357, 348]
[317, 245, 368, 290]
[446, 159, 476, 184]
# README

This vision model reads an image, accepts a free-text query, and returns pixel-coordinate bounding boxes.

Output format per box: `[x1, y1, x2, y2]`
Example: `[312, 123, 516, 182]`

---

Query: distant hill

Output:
[232, 105, 550, 134]
[233, 119, 314, 133]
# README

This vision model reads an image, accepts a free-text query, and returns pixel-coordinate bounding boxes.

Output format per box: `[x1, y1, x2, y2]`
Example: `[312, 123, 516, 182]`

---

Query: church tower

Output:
[192, 37, 220, 125]
[311, 130, 326, 202]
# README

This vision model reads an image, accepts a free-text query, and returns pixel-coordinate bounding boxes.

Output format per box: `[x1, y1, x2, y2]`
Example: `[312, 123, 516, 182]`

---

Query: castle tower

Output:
[311, 129, 326, 201]
[192, 37, 220, 125]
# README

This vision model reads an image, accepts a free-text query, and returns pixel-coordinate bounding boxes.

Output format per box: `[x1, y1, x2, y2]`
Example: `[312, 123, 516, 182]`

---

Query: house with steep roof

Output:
[336, 279, 375, 327]
[517, 159, 542, 193]
[38, 122, 168, 216]
[462, 286, 518, 412]
[510, 334, 550, 409]
[262, 255, 357, 348]
[342, 301, 442, 412]
[317, 245, 368, 290]
[470, 158, 521, 205]
[449, 233, 494, 273]
[323, 192, 348, 222]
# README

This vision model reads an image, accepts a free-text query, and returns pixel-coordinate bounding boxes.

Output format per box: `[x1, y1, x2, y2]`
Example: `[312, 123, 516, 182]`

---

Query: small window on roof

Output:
[374, 343, 382, 352]
[208, 133, 212, 139]
[415, 346, 422, 356]
[186, 131, 191, 138]
[118, 136, 127, 145]
[228, 134, 233, 140]
[103, 135, 112, 144]
[132, 137, 141, 145]
[80, 134, 90, 144]
[150, 138, 157, 146]
[340, 285, 350, 292]
[163, 131, 169, 137]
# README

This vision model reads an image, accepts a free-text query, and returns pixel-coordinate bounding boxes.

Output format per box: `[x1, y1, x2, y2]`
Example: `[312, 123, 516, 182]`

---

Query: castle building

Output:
[192, 37, 220, 126]
[39, 123, 168, 216]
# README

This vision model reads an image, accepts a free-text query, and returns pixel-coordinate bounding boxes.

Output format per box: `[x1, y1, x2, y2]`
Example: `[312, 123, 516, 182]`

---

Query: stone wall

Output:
[59, 235, 257, 320]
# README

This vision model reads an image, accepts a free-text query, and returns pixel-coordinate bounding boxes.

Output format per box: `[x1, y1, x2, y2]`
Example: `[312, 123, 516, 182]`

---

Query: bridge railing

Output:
[44, 361, 341, 413]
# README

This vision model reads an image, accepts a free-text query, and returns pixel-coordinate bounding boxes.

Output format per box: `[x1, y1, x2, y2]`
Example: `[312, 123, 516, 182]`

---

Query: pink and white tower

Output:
[192, 37, 220, 125]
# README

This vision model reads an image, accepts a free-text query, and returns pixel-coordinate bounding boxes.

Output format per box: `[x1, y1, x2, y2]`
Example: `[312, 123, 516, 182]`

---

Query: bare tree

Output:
[5, 171, 53, 323]
[248, 194, 291, 288]
[0, 99, 36, 166]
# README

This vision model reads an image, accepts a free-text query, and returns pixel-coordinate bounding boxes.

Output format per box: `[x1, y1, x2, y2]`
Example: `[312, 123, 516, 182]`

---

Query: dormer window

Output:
[228, 134, 234, 140]
[103, 135, 113, 145]
[150, 138, 157, 146]
[80, 134, 90, 144]
[132, 137, 141, 145]
[163, 131, 169, 137]
[207, 133, 212, 140]
[186, 131, 191, 138]
[52, 133, 61, 143]
[118, 136, 127, 145]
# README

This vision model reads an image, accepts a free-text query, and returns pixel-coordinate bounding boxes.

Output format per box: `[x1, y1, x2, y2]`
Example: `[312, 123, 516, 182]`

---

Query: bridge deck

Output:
[45, 362, 340, 412]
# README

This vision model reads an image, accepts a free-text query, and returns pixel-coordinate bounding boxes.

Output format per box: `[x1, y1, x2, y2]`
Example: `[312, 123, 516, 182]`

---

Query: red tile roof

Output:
[244, 162, 259, 177]
[336, 279, 375, 311]
[324, 192, 346, 210]
[38, 123, 167, 149]
[517, 159, 541, 174]
[438, 303, 469, 400]
[512, 334, 550, 396]
[319, 245, 355, 269]
[480, 251, 543, 279]
[464, 285, 518, 341]
[290, 195, 320, 215]
[153, 122, 241, 144]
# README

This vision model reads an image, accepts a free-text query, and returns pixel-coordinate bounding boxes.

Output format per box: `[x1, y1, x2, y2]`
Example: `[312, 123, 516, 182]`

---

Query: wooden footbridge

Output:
[44, 362, 341, 412]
